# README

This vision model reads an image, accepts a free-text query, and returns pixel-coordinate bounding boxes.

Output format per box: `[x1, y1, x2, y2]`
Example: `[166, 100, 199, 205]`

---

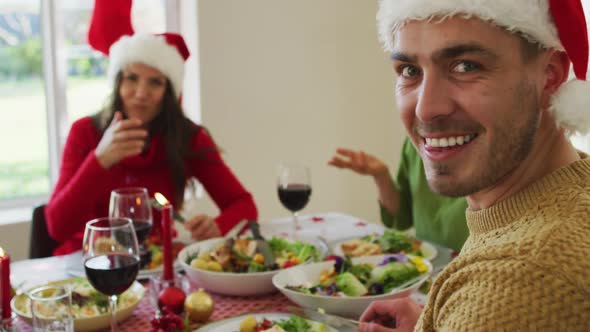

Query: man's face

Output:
[392, 18, 545, 197]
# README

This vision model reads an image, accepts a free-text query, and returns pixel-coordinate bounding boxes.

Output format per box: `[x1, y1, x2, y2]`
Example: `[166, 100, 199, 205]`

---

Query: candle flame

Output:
[154, 192, 170, 206]
[0, 247, 4, 256]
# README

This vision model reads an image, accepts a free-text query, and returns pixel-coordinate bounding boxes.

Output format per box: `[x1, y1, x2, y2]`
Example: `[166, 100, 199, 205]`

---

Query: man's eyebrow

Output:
[390, 43, 499, 63]
[390, 52, 417, 63]
[433, 43, 499, 62]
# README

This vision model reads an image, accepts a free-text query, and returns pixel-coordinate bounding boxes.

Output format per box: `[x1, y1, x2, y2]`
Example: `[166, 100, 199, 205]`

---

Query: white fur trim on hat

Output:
[108, 34, 184, 97]
[551, 80, 590, 135]
[377, 0, 563, 53]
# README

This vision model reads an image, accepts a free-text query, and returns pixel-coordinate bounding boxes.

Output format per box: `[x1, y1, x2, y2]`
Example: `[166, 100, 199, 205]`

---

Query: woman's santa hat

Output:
[87, 0, 189, 97]
[377, 0, 590, 135]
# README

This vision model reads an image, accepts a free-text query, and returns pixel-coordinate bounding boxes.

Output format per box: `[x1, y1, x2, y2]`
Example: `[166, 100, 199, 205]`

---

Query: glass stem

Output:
[109, 295, 118, 332]
[293, 211, 300, 234]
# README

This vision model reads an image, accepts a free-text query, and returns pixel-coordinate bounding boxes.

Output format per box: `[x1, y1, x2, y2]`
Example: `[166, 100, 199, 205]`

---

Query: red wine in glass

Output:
[85, 253, 140, 295]
[109, 187, 153, 268]
[83, 217, 140, 332]
[278, 184, 312, 212]
[131, 220, 152, 244]
[277, 163, 311, 235]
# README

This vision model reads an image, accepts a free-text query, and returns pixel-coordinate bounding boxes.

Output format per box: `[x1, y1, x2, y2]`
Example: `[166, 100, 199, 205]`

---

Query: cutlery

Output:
[248, 220, 275, 267]
[224, 220, 247, 240]
[286, 306, 359, 330]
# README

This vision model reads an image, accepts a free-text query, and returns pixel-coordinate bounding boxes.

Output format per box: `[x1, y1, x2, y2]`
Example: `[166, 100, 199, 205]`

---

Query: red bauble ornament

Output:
[158, 286, 186, 314]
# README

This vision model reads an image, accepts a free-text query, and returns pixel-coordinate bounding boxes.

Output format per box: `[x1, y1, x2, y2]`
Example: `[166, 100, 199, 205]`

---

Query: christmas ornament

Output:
[184, 289, 214, 322]
[158, 286, 186, 315]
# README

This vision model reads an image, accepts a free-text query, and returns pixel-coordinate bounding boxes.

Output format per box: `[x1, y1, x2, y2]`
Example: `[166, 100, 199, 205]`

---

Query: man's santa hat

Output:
[87, 0, 189, 97]
[377, 0, 590, 135]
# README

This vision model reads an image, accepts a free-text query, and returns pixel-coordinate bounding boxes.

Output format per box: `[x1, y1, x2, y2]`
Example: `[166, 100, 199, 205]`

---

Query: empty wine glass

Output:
[109, 187, 153, 267]
[277, 163, 312, 236]
[82, 217, 140, 332]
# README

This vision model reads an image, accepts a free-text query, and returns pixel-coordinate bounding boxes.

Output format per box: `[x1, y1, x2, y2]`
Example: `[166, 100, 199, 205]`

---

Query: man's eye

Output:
[401, 65, 420, 78]
[124, 74, 138, 81]
[453, 61, 480, 73]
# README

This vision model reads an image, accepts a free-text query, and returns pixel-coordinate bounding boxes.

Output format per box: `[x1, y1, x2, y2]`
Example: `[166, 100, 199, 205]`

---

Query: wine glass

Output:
[109, 187, 153, 267]
[277, 163, 312, 236]
[82, 217, 140, 332]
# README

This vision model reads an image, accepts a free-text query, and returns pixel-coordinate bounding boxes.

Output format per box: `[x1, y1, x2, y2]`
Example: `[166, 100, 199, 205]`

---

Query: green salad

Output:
[187, 237, 322, 273]
[238, 314, 327, 332]
[287, 254, 429, 297]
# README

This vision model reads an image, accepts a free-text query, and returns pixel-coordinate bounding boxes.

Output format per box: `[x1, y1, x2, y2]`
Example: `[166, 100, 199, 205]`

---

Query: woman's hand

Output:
[95, 111, 148, 169]
[185, 215, 222, 240]
[357, 298, 422, 332]
[328, 148, 389, 178]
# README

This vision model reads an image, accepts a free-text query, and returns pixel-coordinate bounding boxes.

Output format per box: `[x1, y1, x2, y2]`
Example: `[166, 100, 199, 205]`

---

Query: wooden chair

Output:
[29, 204, 59, 258]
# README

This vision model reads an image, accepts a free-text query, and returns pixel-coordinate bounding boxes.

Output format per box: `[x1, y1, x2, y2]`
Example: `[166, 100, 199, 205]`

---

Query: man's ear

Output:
[541, 51, 570, 109]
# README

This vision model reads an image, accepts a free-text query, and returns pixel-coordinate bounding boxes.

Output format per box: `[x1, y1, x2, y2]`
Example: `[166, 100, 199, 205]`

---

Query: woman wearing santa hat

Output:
[44, 0, 257, 256]
[358, 0, 590, 331]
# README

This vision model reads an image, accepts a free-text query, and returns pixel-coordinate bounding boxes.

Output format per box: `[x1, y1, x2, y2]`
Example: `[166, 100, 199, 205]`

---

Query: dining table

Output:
[9, 212, 454, 331]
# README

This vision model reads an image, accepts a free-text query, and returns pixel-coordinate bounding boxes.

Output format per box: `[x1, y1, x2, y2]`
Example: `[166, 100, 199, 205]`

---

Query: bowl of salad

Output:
[178, 236, 328, 296]
[272, 254, 432, 319]
[11, 277, 144, 331]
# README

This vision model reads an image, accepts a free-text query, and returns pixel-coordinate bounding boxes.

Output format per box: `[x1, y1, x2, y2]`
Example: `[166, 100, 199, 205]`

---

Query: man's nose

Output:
[415, 72, 454, 122]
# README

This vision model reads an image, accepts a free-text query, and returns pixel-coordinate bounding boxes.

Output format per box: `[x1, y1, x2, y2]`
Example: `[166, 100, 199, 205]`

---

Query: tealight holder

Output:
[149, 273, 190, 316]
[0, 312, 18, 332]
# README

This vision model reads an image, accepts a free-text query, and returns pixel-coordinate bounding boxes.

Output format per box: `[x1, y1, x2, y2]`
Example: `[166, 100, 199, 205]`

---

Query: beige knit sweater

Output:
[415, 155, 590, 332]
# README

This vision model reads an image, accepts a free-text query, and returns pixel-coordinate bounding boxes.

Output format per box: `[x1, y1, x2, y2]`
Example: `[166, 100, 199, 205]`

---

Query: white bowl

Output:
[272, 255, 432, 319]
[178, 236, 328, 296]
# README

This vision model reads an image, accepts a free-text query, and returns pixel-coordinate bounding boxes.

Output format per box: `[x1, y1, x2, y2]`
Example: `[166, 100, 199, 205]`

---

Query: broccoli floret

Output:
[336, 272, 368, 296]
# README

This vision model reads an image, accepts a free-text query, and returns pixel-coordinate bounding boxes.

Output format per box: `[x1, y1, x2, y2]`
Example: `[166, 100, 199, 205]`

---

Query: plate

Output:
[65, 250, 183, 280]
[195, 313, 339, 331]
[11, 277, 144, 332]
[329, 236, 438, 261]
[272, 255, 432, 318]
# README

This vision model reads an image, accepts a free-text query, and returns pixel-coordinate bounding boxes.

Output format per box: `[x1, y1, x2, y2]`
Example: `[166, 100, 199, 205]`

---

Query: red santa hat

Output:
[377, 0, 590, 135]
[88, 0, 189, 97]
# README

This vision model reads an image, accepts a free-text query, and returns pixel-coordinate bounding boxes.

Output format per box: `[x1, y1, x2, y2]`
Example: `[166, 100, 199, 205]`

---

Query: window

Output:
[0, 0, 46, 204]
[0, 0, 176, 208]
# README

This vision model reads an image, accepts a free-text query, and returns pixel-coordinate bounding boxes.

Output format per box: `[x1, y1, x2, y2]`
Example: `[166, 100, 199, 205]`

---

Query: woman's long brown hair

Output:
[92, 71, 212, 208]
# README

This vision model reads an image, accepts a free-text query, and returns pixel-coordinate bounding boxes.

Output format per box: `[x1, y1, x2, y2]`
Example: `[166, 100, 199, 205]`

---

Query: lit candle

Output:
[155, 193, 174, 281]
[0, 247, 11, 320]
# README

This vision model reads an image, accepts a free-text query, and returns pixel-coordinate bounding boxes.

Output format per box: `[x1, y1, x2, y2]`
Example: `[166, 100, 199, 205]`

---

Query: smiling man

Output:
[358, 1, 590, 331]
